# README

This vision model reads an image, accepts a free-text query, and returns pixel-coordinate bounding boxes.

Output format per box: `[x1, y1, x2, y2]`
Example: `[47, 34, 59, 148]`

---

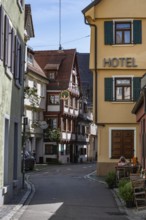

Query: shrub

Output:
[119, 181, 134, 203]
[118, 179, 129, 189]
[105, 171, 116, 189]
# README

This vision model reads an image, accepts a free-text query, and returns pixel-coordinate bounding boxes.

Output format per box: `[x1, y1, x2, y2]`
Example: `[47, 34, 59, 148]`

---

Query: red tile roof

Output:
[27, 59, 47, 80]
[34, 49, 78, 90]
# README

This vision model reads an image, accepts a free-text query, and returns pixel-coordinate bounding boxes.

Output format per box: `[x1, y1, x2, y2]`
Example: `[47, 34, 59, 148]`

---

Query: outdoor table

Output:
[115, 164, 139, 181]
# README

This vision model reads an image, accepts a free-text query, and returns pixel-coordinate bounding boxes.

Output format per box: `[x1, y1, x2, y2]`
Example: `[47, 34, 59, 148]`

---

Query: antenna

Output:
[59, 0, 62, 50]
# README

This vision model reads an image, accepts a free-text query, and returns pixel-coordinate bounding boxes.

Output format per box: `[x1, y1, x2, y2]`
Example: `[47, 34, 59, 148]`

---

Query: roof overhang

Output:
[82, 0, 102, 14]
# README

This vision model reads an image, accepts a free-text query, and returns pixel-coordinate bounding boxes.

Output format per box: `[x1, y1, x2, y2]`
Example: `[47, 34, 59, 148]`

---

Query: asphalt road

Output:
[18, 163, 129, 220]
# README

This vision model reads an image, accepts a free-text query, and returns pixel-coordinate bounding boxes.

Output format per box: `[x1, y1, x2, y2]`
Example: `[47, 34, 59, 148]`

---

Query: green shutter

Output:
[133, 20, 142, 44]
[104, 21, 113, 45]
[133, 77, 141, 101]
[105, 78, 113, 101]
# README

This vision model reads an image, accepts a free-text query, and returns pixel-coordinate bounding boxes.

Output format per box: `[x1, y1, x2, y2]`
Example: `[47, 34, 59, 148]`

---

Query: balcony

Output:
[77, 134, 87, 143]
[61, 131, 76, 142]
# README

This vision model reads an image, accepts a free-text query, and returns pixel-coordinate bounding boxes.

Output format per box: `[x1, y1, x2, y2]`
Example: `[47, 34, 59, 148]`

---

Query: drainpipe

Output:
[83, 17, 98, 124]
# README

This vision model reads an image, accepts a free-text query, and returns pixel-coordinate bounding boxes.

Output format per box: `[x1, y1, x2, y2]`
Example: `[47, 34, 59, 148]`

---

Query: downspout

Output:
[83, 17, 98, 124]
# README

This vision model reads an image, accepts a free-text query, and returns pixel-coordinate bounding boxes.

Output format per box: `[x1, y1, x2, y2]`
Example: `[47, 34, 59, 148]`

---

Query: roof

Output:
[77, 53, 93, 106]
[25, 4, 35, 39]
[27, 49, 47, 80]
[34, 49, 78, 90]
[132, 88, 146, 114]
[82, 0, 102, 14]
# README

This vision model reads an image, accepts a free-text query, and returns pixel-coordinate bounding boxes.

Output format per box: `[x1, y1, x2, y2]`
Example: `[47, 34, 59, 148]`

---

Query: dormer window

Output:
[48, 72, 55, 80]
[27, 53, 33, 64]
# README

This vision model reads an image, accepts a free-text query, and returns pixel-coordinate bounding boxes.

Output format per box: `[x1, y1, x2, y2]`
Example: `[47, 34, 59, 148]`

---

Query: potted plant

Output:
[119, 181, 134, 208]
[105, 171, 117, 189]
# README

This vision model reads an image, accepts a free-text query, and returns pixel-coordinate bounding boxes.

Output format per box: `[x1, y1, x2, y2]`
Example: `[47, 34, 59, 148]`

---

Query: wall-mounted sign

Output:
[103, 57, 138, 68]
[60, 90, 70, 100]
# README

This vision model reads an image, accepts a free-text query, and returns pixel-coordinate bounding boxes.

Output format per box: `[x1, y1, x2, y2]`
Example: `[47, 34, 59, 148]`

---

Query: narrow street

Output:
[14, 163, 129, 220]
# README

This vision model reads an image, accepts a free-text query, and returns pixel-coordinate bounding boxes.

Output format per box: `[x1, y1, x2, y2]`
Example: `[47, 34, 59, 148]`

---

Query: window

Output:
[104, 20, 142, 45]
[48, 72, 55, 80]
[14, 36, 22, 85]
[61, 144, 64, 155]
[45, 144, 57, 155]
[72, 74, 76, 84]
[115, 22, 131, 44]
[63, 118, 66, 131]
[105, 77, 141, 102]
[0, 5, 4, 61]
[49, 95, 60, 104]
[27, 53, 33, 64]
[115, 78, 131, 101]
[111, 130, 134, 159]
[80, 148, 86, 155]
[48, 118, 57, 129]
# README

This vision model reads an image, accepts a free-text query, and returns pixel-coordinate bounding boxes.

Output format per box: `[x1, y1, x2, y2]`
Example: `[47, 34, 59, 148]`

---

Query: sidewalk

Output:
[0, 164, 48, 220]
[86, 171, 146, 220]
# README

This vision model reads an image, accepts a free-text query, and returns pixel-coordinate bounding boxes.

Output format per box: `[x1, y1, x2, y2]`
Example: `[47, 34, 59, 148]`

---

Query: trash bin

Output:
[39, 157, 43, 164]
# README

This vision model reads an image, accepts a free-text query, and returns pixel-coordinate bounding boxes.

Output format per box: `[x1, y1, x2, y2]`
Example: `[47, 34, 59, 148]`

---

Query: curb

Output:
[86, 172, 146, 220]
[1, 176, 35, 220]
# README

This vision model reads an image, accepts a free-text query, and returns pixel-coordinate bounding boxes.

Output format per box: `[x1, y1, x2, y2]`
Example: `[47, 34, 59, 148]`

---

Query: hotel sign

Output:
[103, 57, 138, 68]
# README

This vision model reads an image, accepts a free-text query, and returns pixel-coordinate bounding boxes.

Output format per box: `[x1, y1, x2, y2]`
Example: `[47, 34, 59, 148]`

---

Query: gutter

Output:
[83, 17, 98, 124]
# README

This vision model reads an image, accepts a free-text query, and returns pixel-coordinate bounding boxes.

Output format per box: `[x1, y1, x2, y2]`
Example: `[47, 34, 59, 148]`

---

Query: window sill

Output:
[112, 44, 134, 47]
[111, 101, 134, 104]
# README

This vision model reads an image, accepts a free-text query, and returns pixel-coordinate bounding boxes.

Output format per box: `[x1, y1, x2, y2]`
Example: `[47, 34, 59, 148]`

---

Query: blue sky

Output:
[25, 0, 92, 53]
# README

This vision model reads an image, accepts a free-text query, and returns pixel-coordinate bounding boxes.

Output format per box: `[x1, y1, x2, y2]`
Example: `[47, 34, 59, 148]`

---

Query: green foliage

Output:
[119, 181, 134, 202]
[24, 86, 39, 111]
[44, 128, 60, 142]
[105, 171, 116, 189]
[118, 179, 129, 188]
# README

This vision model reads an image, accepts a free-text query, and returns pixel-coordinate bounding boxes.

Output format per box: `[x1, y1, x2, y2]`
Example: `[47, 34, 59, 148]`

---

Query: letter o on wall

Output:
[111, 58, 119, 67]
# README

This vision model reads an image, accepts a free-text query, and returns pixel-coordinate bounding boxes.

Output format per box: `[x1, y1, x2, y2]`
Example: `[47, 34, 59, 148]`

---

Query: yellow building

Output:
[82, 0, 146, 175]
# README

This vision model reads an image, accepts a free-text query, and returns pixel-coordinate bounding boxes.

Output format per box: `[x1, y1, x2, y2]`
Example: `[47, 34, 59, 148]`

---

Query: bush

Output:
[119, 181, 134, 203]
[105, 171, 116, 189]
[118, 179, 129, 188]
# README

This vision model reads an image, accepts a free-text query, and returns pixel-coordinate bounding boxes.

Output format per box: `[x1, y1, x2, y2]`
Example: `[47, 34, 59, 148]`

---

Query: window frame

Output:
[45, 144, 57, 155]
[115, 78, 132, 101]
[48, 118, 57, 129]
[113, 20, 133, 45]
[48, 94, 60, 105]
[113, 76, 133, 102]
[115, 21, 132, 44]
[48, 72, 55, 80]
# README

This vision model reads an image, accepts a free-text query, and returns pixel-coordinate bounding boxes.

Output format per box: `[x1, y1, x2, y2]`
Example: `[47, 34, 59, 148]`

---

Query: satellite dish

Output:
[39, 121, 48, 129]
